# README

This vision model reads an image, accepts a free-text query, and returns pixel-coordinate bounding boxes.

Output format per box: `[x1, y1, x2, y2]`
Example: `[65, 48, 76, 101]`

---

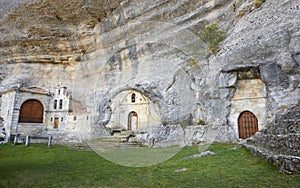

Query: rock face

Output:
[0, 0, 299, 173]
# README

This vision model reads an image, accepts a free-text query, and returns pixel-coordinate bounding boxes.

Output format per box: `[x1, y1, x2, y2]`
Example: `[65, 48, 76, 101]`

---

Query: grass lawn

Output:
[0, 143, 299, 188]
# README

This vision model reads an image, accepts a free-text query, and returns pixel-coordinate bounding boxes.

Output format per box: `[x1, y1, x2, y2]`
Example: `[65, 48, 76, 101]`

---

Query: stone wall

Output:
[242, 104, 300, 174]
[229, 78, 267, 139]
[135, 124, 222, 148]
[0, 90, 16, 141]
[0, 0, 299, 173]
[214, 0, 300, 173]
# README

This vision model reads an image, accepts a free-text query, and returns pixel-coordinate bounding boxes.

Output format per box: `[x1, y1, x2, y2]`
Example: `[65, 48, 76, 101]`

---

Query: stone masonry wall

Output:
[229, 79, 267, 139]
[242, 104, 300, 174]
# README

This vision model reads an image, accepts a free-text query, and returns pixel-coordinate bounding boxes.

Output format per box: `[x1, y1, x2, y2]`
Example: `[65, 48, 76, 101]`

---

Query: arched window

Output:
[238, 111, 258, 139]
[19, 100, 44, 123]
[54, 99, 57, 109]
[131, 93, 136, 103]
[59, 99, 63, 109]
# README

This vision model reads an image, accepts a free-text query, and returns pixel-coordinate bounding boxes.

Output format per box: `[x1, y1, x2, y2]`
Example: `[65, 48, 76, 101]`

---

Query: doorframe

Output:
[128, 111, 138, 131]
[54, 117, 59, 129]
[238, 111, 258, 139]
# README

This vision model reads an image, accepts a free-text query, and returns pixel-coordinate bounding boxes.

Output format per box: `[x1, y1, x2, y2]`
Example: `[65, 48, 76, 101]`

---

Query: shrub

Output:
[254, 0, 264, 8]
[197, 119, 206, 125]
[198, 24, 226, 54]
[237, 10, 244, 17]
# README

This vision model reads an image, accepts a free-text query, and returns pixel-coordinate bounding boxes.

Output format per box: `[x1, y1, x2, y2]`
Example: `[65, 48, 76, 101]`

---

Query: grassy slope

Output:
[0, 143, 299, 188]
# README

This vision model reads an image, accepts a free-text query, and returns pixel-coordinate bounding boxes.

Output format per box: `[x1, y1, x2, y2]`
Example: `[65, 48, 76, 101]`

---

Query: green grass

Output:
[96, 145, 183, 167]
[0, 143, 299, 188]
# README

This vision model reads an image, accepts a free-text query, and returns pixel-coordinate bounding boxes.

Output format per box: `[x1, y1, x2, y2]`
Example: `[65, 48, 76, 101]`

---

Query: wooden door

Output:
[54, 118, 59, 129]
[131, 116, 138, 131]
[238, 111, 258, 139]
[19, 100, 44, 123]
[128, 112, 138, 131]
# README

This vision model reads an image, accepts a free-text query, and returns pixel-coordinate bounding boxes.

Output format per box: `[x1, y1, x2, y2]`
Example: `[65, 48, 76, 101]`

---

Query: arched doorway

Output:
[19, 100, 44, 123]
[238, 111, 258, 139]
[128, 111, 138, 131]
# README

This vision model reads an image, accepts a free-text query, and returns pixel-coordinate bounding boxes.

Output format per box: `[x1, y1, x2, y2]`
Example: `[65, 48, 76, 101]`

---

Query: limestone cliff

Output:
[0, 0, 299, 173]
[0, 0, 236, 123]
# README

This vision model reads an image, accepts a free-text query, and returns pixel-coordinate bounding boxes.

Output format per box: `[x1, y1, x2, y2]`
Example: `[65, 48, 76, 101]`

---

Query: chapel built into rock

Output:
[0, 0, 299, 173]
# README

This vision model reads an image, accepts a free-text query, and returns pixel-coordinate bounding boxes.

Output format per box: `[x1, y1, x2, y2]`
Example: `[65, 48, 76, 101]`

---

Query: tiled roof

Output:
[20, 87, 51, 95]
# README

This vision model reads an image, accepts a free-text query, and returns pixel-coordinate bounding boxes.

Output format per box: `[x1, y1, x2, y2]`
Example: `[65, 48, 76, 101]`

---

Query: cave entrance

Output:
[238, 111, 258, 139]
[128, 111, 138, 131]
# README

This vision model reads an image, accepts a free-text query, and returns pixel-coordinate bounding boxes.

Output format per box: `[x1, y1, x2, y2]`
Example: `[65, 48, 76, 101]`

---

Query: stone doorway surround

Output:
[54, 118, 59, 129]
[128, 111, 138, 131]
[229, 79, 267, 139]
[238, 111, 258, 139]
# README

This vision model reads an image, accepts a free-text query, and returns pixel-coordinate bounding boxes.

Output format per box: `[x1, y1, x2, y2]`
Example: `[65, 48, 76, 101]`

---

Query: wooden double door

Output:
[238, 111, 258, 139]
[19, 100, 44, 123]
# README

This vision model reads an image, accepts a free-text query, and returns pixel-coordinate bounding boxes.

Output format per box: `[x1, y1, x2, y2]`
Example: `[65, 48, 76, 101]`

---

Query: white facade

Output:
[46, 86, 70, 130]
[0, 85, 91, 141]
[107, 90, 161, 131]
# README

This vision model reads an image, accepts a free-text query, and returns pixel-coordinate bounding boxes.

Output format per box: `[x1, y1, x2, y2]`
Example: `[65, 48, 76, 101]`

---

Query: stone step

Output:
[94, 136, 128, 143]
[87, 141, 141, 152]
[113, 130, 134, 136]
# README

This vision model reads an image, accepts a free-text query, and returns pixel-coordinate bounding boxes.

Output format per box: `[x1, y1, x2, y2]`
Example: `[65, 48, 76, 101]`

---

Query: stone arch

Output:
[238, 111, 258, 139]
[59, 99, 63, 109]
[19, 99, 44, 123]
[107, 89, 161, 131]
[54, 99, 58, 109]
[122, 90, 148, 105]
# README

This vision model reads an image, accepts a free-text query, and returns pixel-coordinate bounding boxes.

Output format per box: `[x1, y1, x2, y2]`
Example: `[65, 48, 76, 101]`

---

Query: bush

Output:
[197, 119, 206, 125]
[254, 0, 264, 8]
[198, 24, 226, 54]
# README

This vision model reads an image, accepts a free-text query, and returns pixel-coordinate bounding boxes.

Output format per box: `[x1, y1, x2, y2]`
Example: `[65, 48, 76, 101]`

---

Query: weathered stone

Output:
[259, 63, 281, 84]
[0, 0, 299, 173]
[182, 150, 215, 160]
[218, 72, 237, 88]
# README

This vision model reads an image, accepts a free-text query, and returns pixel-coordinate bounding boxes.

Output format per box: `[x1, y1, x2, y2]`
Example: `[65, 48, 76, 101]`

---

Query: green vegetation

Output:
[197, 119, 206, 125]
[0, 143, 299, 187]
[254, 0, 264, 8]
[198, 24, 226, 54]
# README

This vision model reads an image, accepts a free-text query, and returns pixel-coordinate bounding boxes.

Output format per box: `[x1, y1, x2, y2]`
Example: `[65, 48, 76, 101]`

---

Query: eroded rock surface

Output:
[0, 0, 299, 173]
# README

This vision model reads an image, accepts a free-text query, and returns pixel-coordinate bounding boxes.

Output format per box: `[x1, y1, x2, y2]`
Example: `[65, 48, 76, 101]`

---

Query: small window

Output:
[87, 116, 89, 120]
[131, 93, 136, 103]
[61, 117, 63, 122]
[51, 117, 53, 122]
[59, 99, 63, 109]
[54, 100, 57, 109]
[58, 89, 61, 95]
[74, 116, 77, 121]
